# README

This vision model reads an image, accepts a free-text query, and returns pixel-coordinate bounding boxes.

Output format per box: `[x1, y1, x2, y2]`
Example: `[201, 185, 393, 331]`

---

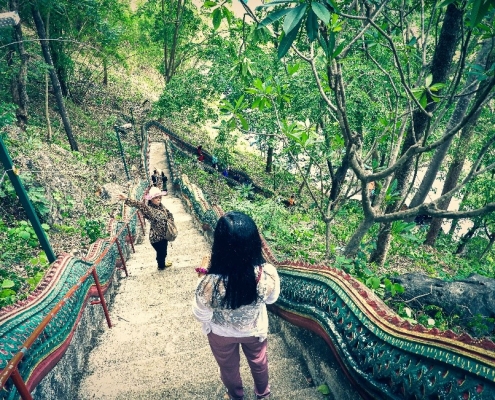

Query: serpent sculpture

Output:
[1, 121, 494, 400]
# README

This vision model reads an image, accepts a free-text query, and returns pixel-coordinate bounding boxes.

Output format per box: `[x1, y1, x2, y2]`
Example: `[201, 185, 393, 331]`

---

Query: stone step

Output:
[111, 381, 325, 400]
[78, 142, 324, 400]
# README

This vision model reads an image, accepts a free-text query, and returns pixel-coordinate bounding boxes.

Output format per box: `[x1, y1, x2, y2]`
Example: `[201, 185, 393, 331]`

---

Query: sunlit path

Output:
[77, 142, 325, 400]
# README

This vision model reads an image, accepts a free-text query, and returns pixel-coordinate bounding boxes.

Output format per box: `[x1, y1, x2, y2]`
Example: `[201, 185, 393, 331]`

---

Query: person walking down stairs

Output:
[119, 186, 173, 269]
[192, 211, 280, 400]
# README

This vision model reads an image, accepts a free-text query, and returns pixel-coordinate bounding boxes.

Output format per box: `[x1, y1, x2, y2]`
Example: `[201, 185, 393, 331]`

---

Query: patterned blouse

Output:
[192, 263, 280, 341]
[125, 198, 173, 244]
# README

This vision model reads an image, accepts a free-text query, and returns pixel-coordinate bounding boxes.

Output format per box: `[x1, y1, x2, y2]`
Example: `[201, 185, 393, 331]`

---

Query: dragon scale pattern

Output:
[275, 269, 494, 399]
[1, 122, 494, 400]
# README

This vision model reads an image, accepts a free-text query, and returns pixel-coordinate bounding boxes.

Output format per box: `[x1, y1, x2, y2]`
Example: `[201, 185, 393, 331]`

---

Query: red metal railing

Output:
[0, 209, 146, 400]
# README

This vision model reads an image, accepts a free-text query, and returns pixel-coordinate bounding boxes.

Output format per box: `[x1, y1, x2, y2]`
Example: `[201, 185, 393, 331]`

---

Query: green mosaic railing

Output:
[271, 266, 495, 399]
[2, 121, 494, 400]
[0, 160, 149, 398]
[146, 122, 495, 400]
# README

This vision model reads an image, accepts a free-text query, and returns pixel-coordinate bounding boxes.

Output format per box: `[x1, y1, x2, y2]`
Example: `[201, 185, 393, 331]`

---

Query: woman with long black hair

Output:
[192, 211, 280, 400]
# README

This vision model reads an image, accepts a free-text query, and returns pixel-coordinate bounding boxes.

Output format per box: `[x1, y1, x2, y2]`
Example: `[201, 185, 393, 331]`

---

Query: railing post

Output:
[115, 238, 128, 277]
[126, 224, 135, 253]
[90, 268, 112, 328]
[114, 125, 130, 180]
[11, 368, 33, 400]
[0, 136, 56, 263]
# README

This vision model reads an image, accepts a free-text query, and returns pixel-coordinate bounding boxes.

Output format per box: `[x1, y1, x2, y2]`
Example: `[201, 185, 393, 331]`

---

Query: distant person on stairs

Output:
[192, 211, 280, 400]
[151, 169, 160, 187]
[118, 187, 172, 270]
[197, 145, 205, 162]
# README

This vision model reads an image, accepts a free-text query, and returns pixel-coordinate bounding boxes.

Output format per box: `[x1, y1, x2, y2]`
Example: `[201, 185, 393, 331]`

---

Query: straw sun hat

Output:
[144, 186, 168, 200]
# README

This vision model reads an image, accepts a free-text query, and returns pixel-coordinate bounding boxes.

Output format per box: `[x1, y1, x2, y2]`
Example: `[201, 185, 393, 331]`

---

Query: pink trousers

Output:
[207, 332, 271, 400]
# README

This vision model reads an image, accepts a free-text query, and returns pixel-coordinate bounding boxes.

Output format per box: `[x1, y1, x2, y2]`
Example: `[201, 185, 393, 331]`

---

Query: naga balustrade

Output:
[0, 181, 147, 400]
[148, 123, 495, 400]
[2, 123, 493, 400]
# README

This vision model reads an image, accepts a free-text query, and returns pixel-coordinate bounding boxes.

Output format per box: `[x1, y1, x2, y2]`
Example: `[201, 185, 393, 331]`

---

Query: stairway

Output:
[76, 142, 325, 400]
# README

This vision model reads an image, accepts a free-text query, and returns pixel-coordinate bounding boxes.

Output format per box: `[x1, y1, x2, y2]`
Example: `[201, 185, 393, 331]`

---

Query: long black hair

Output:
[208, 211, 265, 309]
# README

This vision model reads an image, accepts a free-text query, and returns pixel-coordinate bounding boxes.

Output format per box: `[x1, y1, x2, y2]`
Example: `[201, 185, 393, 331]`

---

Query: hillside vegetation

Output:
[1, 0, 495, 337]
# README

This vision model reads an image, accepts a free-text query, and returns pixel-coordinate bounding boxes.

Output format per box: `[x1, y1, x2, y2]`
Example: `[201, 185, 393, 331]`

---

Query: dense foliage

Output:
[1, 0, 494, 335]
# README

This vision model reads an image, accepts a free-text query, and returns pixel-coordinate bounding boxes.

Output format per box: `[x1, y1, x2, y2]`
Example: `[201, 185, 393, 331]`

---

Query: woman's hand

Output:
[118, 193, 128, 201]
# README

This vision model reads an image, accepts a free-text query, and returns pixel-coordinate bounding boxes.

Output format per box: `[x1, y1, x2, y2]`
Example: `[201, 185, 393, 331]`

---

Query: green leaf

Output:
[411, 87, 424, 101]
[477, 23, 491, 32]
[407, 37, 417, 47]
[278, 20, 302, 59]
[420, 94, 427, 108]
[212, 8, 222, 30]
[311, 2, 330, 24]
[238, 115, 249, 130]
[1, 279, 15, 289]
[332, 42, 345, 58]
[306, 9, 318, 42]
[366, 276, 381, 290]
[223, 7, 233, 25]
[235, 95, 245, 109]
[318, 33, 329, 56]
[429, 83, 445, 91]
[300, 131, 309, 145]
[256, 0, 298, 9]
[328, 32, 335, 56]
[323, 0, 339, 11]
[317, 384, 330, 395]
[469, 0, 483, 27]
[425, 74, 433, 87]
[258, 8, 292, 28]
[287, 63, 300, 75]
[394, 283, 405, 294]
[39, 252, 48, 263]
[41, 223, 50, 230]
[283, 4, 307, 35]
[253, 78, 263, 90]
[203, 1, 217, 7]
[18, 231, 30, 240]
[0, 289, 16, 298]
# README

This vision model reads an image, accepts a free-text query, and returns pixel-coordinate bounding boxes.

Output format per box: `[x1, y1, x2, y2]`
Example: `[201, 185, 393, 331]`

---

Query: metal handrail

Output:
[0, 209, 144, 399]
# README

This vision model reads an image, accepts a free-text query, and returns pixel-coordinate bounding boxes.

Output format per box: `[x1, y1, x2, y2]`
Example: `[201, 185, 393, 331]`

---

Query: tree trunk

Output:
[368, 222, 392, 266]
[479, 235, 495, 260]
[9, 0, 29, 128]
[163, 0, 185, 83]
[370, 3, 462, 263]
[32, 5, 78, 151]
[393, 3, 463, 207]
[45, 72, 52, 141]
[446, 189, 471, 235]
[408, 38, 492, 209]
[455, 221, 480, 255]
[325, 218, 332, 259]
[344, 216, 375, 258]
[424, 95, 485, 246]
[328, 152, 350, 209]
[103, 58, 108, 86]
[297, 159, 312, 196]
[265, 146, 273, 173]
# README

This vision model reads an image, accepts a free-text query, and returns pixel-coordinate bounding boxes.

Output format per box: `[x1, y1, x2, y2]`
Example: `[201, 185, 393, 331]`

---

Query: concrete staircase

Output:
[76, 142, 325, 400]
